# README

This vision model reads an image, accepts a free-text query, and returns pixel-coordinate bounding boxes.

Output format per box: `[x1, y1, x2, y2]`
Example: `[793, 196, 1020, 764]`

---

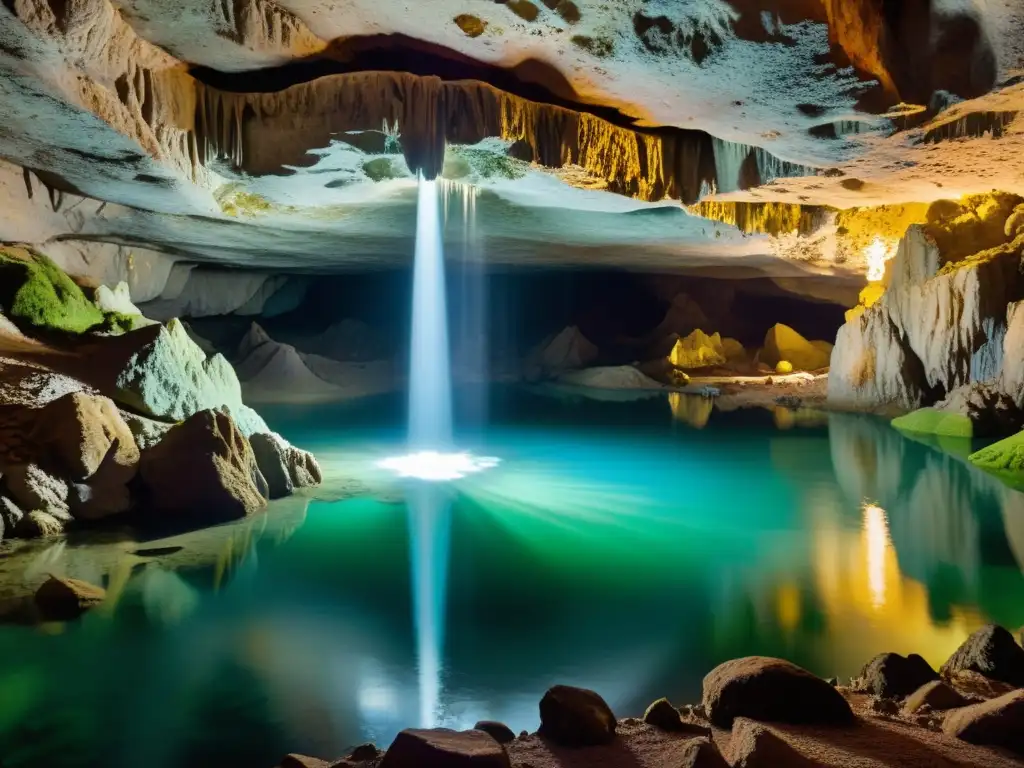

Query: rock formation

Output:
[526, 326, 598, 380]
[829, 196, 1024, 412]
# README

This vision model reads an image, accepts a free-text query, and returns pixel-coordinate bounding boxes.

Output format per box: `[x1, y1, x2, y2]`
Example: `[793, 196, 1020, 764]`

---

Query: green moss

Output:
[892, 407, 975, 438]
[0, 247, 104, 334]
[100, 311, 138, 334]
[969, 430, 1024, 475]
[362, 157, 402, 182]
[215, 184, 281, 217]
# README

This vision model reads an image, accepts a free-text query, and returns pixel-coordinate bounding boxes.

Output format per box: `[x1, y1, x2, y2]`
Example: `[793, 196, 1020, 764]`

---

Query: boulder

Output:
[0, 494, 23, 538]
[33, 392, 139, 482]
[942, 689, 1024, 754]
[669, 329, 727, 369]
[0, 246, 104, 334]
[702, 657, 854, 728]
[727, 718, 816, 768]
[677, 737, 730, 768]
[139, 410, 268, 522]
[113, 319, 269, 436]
[472, 721, 515, 744]
[857, 652, 939, 698]
[902, 680, 969, 714]
[643, 697, 712, 735]
[379, 728, 509, 768]
[94, 281, 146, 320]
[348, 743, 380, 761]
[31, 392, 140, 519]
[119, 410, 173, 450]
[249, 433, 294, 499]
[538, 684, 616, 746]
[35, 575, 105, 620]
[3, 463, 70, 518]
[940, 624, 1024, 687]
[761, 324, 832, 371]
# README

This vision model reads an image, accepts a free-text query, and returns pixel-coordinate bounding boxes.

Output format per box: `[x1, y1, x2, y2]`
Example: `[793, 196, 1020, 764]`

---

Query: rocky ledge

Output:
[0, 246, 322, 543]
[277, 624, 1024, 768]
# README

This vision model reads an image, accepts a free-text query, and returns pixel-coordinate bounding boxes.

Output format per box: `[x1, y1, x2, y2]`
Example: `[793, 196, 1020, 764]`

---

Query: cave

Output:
[2, 1, 1024, 766]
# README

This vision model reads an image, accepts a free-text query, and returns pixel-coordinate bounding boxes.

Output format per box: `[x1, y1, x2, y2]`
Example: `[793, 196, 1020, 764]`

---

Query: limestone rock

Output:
[379, 728, 510, 768]
[94, 281, 148, 323]
[761, 324, 832, 371]
[113, 319, 269, 437]
[35, 575, 105, 620]
[120, 410, 173, 450]
[0, 494, 23, 538]
[902, 680, 969, 714]
[472, 721, 515, 744]
[940, 624, 1024, 687]
[139, 410, 268, 522]
[677, 737, 730, 768]
[670, 329, 727, 369]
[29, 392, 140, 519]
[1000, 300, 1024, 404]
[538, 684, 616, 746]
[942, 689, 1024, 754]
[528, 326, 598, 379]
[702, 656, 854, 728]
[857, 652, 939, 698]
[828, 302, 928, 409]
[33, 392, 139, 481]
[727, 718, 816, 768]
[249, 432, 294, 499]
[3, 463, 70, 518]
[13, 509, 69, 537]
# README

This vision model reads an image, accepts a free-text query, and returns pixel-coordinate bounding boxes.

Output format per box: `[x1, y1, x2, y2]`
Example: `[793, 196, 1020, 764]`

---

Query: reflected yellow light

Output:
[865, 236, 897, 282]
[668, 392, 713, 429]
[775, 583, 802, 631]
[863, 503, 890, 609]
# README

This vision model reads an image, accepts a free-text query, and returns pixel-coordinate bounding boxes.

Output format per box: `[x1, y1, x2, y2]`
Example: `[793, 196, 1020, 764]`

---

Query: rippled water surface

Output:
[2, 386, 1023, 768]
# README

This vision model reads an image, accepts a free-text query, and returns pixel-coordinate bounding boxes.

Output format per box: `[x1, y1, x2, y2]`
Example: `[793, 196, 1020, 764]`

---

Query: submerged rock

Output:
[35, 575, 105, 620]
[538, 684, 616, 746]
[943, 689, 1024, 754]
[857, 652, 939, 698]
[702, 656, 854, 728]
[940, 624, 1024, 687]
[139, 409, 268, 522]
[379, 728, 509, 767]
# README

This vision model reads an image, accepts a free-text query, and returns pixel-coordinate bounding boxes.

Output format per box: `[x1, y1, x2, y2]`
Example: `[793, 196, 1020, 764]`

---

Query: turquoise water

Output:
[2, 386, 1024, 767]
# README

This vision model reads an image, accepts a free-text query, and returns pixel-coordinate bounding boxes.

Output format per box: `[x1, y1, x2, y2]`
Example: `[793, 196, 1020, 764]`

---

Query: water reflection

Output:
[2, 404, 1024, 766]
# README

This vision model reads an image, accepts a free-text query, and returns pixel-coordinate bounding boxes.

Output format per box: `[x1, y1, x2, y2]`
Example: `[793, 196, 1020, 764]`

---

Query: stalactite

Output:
[193, 73, 809, 205]
[690, 201, 828, 236]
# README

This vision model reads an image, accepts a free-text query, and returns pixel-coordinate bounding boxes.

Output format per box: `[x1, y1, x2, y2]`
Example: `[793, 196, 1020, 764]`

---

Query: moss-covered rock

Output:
[969, 430, 1024, 480]
[0, 247, 104, 334]
[892, 407, 974, 438]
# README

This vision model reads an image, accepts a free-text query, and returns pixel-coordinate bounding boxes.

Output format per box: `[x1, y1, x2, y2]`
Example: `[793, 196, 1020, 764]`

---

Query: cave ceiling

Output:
[0, 0, 1022, 291]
